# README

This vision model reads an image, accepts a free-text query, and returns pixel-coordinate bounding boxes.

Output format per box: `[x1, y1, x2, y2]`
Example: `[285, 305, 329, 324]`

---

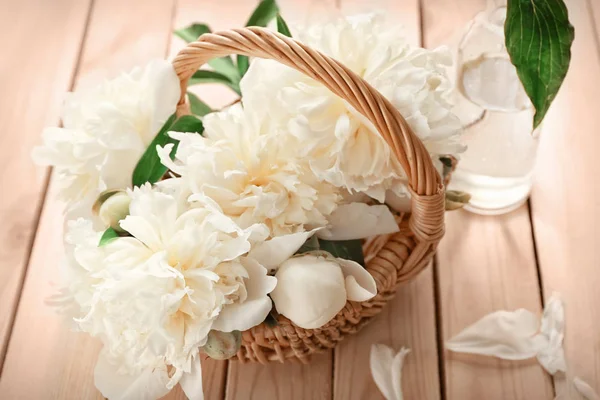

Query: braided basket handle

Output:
[172, 27, 445, 243]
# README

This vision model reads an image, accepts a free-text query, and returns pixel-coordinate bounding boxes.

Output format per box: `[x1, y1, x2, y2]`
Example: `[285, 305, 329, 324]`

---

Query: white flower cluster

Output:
[34, 14, 463, 400]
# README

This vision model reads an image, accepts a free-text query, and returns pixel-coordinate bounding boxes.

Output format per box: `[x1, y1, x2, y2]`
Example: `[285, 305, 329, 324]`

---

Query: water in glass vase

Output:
[448, 4, 540, 215]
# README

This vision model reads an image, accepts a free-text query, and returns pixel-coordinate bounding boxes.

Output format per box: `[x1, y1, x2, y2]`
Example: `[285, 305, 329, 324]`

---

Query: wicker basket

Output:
[172, 27, 446, 364]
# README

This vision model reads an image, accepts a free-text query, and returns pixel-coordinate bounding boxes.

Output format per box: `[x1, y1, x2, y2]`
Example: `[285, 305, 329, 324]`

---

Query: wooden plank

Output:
[0, 0, 176, 398]
[226, 353, 333, 399]
[531, 0, 600, 396]
[332, 1, 440, 399]
[0, 0, 92, 366]
[334, 266, 440, 400]
[436, 208, 554, 400]
[421, 1, 555, 398]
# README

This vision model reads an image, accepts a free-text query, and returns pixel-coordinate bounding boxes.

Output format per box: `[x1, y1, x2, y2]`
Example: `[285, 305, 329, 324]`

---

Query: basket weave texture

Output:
[172, 27, 446, 364]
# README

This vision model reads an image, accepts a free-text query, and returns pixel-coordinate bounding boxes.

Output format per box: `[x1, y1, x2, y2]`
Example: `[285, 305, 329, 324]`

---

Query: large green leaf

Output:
[505, 0, 574, 128]
[187, 92, 212, 117]
[237, 0, 280, 77]
[174, 23, 210, 42]
[174, 23, 240, 82]
[276, 14, 292, 37]
[189, 70, 241, 95]
[318, 239, 365, 267]
[132, 115, 204, 187]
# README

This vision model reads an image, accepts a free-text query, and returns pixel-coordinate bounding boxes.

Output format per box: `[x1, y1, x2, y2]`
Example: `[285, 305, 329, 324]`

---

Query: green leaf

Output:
[99, 227, 119, 246]
[296, 235, 320, 254]
[132, 115, 204, 187]
[318, 239, 365, 267]
[276, 14, 292, 37]
[189, 70, 241, 95]
[187, 92, 212, 117]
[505, 0, 575, 128]
[237, 56, 250, 77]
[174, 23, 210, 43]
[237, 0, 280, 76]
[208, 57, 241, 83]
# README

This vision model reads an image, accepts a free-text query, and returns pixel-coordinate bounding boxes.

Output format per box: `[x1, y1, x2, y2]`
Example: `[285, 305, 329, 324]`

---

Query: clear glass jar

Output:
[448, 2, 540, 215]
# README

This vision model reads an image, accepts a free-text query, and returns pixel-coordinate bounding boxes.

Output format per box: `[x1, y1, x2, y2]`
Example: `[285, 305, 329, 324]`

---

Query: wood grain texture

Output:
[226, 353, 333, 400]
[0, 0, 92, 366]
[435, 208, 554, 400]
[334, 266, 440, 400]
[0, 0, 176, 398]
[422, 1, 555, 398]
[332, 1, 440, 399]
[531, 0, 600, 397]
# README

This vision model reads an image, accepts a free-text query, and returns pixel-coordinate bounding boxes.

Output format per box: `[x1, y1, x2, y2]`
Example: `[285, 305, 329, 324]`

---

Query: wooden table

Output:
[0, 0, 598, 398]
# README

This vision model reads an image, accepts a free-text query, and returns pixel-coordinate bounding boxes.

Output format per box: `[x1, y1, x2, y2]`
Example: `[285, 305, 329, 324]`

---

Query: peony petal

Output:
[94, 350, 170, 400]
[212, 258, 277, 332]
[337, 258, 377, 301]
[390, 348, 410, 400]
[179, 356, 204, 400]
[370, 344, 410, 400]
[317, 203, 399, 240]
[446, 309, 541, 360]
[370, 344, 396, 400]
[537, 293, 567, 374]
[271, 254, 346, 329]
[248, 229, 319, 270]
[574, 377, 600, 400]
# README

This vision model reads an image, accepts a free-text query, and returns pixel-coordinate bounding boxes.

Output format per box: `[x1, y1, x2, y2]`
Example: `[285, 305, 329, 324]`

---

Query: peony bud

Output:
[93, 190, 131, 232]
[201, 330, 242, 360]
[271, 253, 377, 329]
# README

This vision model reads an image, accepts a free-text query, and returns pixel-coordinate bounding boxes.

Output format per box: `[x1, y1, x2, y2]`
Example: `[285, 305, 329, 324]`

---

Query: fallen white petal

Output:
[179, 356, 204, 400]
[94, 350, 170, 400]
[317, 203, 399, 240]
[446, 309, 541, 360]
[337, 258, 377, 301]
[370, 344, 410, 400]
[574, 377, 600, 400]
[537, 293, 567, 374]
[248, 229, 318, 270]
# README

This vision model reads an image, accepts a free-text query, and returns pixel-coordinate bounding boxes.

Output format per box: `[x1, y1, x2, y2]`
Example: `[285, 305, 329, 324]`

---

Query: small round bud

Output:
[93, 190, 131, 232]
[201, 330, 242, 360]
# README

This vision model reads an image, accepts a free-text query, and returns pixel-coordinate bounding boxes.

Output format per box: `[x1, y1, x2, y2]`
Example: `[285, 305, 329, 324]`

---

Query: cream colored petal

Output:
[94, 349, 170, 400]
[212, 258, 277, 332]
[574, 377, 600, 400]
[370, 344, 396, 400]
[337, 258, 377, 301]
[271, 254, 346, 329]
[179, 356, 204, 400]
[317, 203, 399, 240]
[370, 344, 410, 400]
[537, 293, 567, 374]
[248, 229, 319, 271]
[446, 309, 540, 360]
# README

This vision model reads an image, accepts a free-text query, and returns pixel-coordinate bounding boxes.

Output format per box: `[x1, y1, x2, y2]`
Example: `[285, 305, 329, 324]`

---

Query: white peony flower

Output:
[32, 59, 180, 209]
[241, 13, 464, 202]
[158, 103, 341, 237]
[57, 183, 276, 400]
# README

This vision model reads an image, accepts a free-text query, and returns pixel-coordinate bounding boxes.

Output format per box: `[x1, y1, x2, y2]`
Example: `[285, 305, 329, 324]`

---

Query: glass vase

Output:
[448, 1, 541, 215]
